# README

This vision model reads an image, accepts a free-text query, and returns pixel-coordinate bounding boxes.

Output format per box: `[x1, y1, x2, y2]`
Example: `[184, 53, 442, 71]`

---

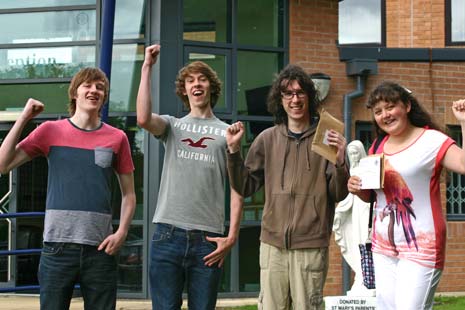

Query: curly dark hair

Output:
[267, 64, 320, 125]
[175, 61, 222, 110]
[367, 81, 442, 136]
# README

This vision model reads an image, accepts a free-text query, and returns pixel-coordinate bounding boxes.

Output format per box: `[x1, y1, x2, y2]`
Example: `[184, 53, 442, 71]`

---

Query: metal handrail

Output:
[0, 212, 45, 219]
[0, 212, 83, 294]
[0, 285, 40, 293]
[0, 211, 45, 293]
[0, 284, 80, 293]
[0, 249, 41, 256]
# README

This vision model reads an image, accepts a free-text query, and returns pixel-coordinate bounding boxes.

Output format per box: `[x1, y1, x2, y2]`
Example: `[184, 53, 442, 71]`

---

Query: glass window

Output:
[0, 0, 95, 9]
[183, 0, 228, 43]
[186, 52, 227, 111]
[236, 120, 272, 292]
[338, 0, 383, 45]
[117, 225, 143, 292]
[114, 0, 146, 39]
[237, 0, 283, 47]
[0, 10, 96, 44]
[108, 116, 144, 293]
[238, 120, 272, 220]
[446, 125, 465, 220]
[109, 44, 145, 112]
[107, 116, 144, 221]
[0, 83, 70, 114]
[448, 0, 465, 43]
[237, 51, 280, 115]
[0, 46, 95, 80]
[17, 157, 48, 213]
[355, 121, 375, 150]
[239, 226, 260, 291]
[17, 221, 43, 285]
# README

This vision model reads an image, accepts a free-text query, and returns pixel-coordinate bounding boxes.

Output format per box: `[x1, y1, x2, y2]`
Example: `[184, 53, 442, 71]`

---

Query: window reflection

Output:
[0, 10, 96, 44]
[236, 121, 272, 292]
[117, 225, 143, 292]
[114, 0, 146, 39]
[237, 51, 279, 116]
[237, 0, 283, 47]
[339, 0, 382, 45]
[107, 116, 144, 221]
[451, 0, 465, 42]
[109, 44, 145, 112]
[238, 120, 273, 222]
[183, 0, 228, 43]
[0, 83, 70, 113]
[0, 46, 95, 80]
[109, 117, 143, 293]
[239, 226, 260, 291]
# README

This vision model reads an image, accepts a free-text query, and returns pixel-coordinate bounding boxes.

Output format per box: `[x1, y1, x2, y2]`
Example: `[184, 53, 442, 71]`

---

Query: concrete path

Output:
[0, 295, 257, 309]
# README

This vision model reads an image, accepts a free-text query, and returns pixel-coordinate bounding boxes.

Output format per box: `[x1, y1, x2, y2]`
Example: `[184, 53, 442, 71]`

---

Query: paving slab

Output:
[0, 295, 257, 310]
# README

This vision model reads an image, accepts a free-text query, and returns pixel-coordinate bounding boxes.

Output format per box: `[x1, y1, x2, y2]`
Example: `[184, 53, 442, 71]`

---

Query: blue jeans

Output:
[38, 242, 117, 310]
[149, 223, 223, 310]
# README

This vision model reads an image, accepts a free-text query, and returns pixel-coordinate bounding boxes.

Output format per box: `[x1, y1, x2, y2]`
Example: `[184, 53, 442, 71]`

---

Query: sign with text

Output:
[324, 296, 376, 310]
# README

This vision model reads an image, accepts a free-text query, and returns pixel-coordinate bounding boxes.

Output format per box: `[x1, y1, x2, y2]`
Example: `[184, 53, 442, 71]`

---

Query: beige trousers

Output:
[258, 242, 328, 310]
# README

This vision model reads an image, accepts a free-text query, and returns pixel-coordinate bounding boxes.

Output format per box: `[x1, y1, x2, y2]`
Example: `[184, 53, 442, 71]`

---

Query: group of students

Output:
[0, 42, 464, 310]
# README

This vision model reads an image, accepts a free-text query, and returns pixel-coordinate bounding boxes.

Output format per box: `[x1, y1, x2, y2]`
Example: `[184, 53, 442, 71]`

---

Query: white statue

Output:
[333, 140, 376, 297]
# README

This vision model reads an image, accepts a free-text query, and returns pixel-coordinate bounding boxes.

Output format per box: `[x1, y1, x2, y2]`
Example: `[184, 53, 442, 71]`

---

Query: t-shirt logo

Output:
[381, 159, 418, 252]
[181, 137, 214, 148]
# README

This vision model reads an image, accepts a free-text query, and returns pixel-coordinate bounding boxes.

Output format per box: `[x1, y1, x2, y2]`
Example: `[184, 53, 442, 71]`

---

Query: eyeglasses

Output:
[281, 91, 307, 100]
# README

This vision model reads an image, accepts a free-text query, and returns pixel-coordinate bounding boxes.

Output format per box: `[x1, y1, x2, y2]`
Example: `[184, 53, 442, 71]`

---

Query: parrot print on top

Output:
[371, 129, 455, 270]
[380, 159, 418, 253]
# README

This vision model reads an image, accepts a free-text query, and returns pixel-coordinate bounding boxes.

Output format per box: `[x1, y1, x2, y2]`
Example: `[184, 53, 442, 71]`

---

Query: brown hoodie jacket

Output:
[227, 123, 349, 249]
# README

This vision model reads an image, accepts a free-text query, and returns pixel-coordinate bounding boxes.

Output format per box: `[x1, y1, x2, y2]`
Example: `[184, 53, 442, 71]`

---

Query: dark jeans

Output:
[149, 223, 223, 310]
[38, 242, 117, 310]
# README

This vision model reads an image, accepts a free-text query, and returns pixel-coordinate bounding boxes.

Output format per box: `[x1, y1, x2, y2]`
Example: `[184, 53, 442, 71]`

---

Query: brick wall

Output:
[386, 0, 445, 47]
[290, 0, 465, 296]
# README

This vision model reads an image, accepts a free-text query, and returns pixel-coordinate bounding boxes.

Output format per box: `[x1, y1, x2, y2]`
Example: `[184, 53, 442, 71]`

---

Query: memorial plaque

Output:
[324, 296, 376, 310]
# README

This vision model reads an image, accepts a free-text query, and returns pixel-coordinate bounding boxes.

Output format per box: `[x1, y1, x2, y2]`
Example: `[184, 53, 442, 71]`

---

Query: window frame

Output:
[337, 0, 386, 47]
[445, 0, 465, 46]
[446, 125, 465, 221]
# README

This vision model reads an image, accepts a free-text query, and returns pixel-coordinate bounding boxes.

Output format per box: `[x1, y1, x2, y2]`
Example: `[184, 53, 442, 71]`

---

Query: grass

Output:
[220, 295, 465, 310]
[433, 295, 465, 310]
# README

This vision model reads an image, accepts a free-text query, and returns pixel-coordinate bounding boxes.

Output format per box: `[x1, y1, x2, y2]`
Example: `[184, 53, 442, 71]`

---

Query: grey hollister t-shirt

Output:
[153, 114, 229, 234]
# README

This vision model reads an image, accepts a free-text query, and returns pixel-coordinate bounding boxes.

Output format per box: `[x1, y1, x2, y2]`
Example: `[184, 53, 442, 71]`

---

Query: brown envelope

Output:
[311, 109, 344, 164]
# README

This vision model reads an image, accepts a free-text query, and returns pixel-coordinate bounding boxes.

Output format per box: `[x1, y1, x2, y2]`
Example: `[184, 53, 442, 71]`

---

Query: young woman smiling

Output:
[348, 81, 465, 310]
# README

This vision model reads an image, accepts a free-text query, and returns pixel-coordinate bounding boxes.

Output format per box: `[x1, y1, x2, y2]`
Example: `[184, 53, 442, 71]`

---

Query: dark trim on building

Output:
[338, 46, 465, 62]
[445, 0, 452, 46]
[380, 0, 386, 47]
[447, 214, 465, 221]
